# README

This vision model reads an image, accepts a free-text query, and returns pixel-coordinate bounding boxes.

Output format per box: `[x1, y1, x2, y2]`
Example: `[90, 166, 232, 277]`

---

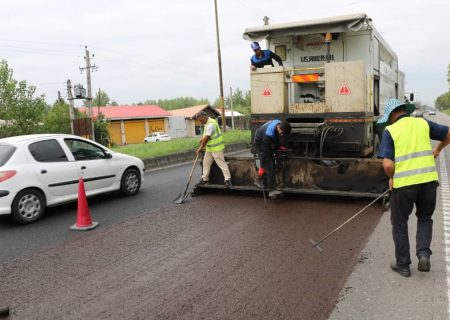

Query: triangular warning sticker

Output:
[338, 82, 351, 95]
[262, 86, 272, 97]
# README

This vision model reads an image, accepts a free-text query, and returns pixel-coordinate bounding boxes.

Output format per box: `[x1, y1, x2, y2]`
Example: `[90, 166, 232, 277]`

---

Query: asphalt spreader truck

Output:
[195, 13, 409, 199]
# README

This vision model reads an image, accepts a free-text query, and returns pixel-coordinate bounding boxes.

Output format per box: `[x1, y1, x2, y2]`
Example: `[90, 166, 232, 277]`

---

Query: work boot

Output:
[418, 256, 431, 272]
[253, 179, 265, 189]
[224, 179, 232, 188]
[268, 190, 283, 199]
[197, 179, 209, 186]
[390, 262, 411, 277]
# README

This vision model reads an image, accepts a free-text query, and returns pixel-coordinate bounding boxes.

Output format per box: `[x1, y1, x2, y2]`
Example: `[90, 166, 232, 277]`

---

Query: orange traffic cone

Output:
[70, 177, 99, 231]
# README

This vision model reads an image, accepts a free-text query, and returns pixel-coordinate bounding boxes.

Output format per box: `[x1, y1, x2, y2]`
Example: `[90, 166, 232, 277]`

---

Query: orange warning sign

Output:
[262, 86, 272, 97]
[338, 82, 351, 95]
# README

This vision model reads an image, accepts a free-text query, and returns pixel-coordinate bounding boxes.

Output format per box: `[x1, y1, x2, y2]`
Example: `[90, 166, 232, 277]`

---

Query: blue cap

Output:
[251, 42, 260, 50]
[376, 98, 416, 126]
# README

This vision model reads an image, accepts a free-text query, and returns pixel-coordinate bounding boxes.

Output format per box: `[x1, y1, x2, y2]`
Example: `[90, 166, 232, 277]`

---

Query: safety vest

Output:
[386, 117, 438, 188]
[203, 118, 224, 152]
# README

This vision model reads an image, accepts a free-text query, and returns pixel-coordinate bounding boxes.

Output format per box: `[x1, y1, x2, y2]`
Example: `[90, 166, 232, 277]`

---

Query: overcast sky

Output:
[1, 0, 448, 107]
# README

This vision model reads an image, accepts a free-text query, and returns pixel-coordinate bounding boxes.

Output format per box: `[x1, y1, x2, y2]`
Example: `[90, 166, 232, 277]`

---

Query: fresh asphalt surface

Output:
[0, 153, 209, 263]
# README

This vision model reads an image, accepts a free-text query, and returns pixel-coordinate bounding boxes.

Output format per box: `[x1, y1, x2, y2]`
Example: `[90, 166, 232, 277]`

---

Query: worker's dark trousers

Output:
[258, 150, 276, 190]
[391, 181, 438, 266]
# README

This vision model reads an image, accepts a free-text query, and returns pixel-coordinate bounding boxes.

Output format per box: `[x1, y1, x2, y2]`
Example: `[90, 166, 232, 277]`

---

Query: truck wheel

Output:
[11, 189, 46, 224]
[121, 168, 141, 196]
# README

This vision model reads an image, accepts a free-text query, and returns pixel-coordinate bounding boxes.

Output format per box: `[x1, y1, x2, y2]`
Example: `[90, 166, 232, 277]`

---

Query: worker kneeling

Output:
[253, 120, 292, 198]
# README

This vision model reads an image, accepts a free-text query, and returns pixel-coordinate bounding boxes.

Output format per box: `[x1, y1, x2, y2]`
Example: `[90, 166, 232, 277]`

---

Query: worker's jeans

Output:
[391, 181, 438, 266]
[258, 149, 276, 190]
[202, 150, 231, 182]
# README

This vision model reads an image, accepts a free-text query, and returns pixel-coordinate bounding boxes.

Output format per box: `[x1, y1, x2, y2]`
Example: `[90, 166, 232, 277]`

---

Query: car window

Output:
[28, 139, 68, 162]
[64, 139, 107, 160]
[0, 144, 16, 167]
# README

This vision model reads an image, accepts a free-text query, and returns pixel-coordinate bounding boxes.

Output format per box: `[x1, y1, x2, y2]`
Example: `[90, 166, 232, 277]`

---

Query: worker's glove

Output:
[258, 167, 266, 177]
[279, 146, 288, 153]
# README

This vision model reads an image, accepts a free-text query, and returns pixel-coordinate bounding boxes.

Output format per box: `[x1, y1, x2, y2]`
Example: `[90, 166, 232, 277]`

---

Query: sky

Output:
[1, 0, 449, 108]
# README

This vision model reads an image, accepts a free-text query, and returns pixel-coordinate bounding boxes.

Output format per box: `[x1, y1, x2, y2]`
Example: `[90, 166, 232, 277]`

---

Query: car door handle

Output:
[41, 170, 47, 174]
[81, 166, 86, 170]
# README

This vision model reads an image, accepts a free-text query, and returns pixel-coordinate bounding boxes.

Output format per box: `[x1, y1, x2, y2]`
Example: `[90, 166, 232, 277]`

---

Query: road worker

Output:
[253, 119, 291, 198]
[377, 98, 450, 277]
[195, 111, 232, 188]
[250, 42, 283, 71]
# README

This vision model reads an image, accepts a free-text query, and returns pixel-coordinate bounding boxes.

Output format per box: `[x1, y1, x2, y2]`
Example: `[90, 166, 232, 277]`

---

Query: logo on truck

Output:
[338, 82, 351, 95]
[262, 86, 272, 97]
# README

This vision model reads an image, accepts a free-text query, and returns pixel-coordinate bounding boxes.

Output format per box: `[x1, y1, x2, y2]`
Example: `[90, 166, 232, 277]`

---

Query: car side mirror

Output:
[104, 152, 113, 159]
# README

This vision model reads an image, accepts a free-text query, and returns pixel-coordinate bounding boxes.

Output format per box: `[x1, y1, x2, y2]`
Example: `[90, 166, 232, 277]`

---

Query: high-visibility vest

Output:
[203, 118, 224, 152]
[386, 117, 438, 188]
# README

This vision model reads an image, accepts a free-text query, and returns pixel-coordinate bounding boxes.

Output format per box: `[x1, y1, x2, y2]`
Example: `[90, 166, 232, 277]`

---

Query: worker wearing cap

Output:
[253, 120, 291, 198]
[377, 98, 450, 277]
[250, 42, 283, 71]
[195, 111, 232, 188]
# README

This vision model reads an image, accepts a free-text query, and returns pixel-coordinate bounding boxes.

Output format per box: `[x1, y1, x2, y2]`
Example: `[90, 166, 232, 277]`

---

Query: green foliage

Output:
[94, 112, 111, 146]
[91, 90, 111, 107]
[112, 130, 251, 159]
[0, 60, 47, 138]
[140, 97, 210, 110]
[435, 92, 450, 110]
[216, 88, 251, 115]
[43, 99, 72, 133]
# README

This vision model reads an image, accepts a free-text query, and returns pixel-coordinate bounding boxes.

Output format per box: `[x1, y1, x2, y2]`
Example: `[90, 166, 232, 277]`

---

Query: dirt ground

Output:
[0, 194, 383, 320]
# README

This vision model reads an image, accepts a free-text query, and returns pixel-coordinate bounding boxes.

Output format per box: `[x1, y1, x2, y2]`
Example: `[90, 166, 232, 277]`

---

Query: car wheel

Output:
[121, 168, 141, 196]
[156, 139, 159, 142]
[11, 188, 46, 224]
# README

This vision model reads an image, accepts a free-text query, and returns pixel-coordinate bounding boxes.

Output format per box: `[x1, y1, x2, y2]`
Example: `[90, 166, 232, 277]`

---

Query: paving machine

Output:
[195, 13, 410, 199]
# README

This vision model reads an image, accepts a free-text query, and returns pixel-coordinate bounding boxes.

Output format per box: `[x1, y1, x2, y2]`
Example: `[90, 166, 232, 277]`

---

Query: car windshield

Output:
[0, 144, 16, 167]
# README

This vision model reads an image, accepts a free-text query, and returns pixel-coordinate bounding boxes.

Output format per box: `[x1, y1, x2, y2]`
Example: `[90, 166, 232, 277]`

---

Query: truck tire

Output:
[11, 188, 46, 224]
[120, 168, 141, 196]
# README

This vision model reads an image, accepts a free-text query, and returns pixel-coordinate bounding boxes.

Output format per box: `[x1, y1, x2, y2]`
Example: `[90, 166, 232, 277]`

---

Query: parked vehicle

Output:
[411, 109, 424, 118]
[0, 134, 145, 224]
[144, 132, 172, 143]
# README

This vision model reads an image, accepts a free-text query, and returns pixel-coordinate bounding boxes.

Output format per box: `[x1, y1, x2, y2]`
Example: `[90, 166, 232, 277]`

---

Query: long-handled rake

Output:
[174, 153, 200, 204]
[309, 189, 390, 253]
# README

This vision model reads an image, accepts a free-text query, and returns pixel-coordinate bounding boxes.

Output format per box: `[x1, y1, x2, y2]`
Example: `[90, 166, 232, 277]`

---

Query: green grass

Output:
[112, 130, 251, 159]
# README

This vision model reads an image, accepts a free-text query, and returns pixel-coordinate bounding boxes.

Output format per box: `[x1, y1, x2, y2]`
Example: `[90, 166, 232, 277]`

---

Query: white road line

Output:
[440, 153, 450, 319]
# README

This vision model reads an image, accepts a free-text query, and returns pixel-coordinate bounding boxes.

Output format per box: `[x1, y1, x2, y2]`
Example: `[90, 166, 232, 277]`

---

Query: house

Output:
[79, 105, 171, 145]
[169, 105, 220, 137]
[213, 108, 248, 130]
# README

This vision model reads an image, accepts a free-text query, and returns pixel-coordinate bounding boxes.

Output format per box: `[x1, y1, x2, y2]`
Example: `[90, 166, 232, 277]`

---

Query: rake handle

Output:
[182, 153, 200, 194]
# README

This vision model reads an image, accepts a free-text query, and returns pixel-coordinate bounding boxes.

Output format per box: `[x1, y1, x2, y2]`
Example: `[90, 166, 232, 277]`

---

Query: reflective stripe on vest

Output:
[386, 117, 438, 188]
[204, 118, 224, 152]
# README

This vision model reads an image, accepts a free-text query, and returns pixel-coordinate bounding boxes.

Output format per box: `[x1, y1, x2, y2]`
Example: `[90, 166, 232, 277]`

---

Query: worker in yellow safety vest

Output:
[377, 98, 450, 277]
[195, 111, 232, 188]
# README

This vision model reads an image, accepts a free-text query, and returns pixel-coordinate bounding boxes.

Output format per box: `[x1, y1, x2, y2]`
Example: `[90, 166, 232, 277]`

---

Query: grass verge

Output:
[112, 130, 250, 159]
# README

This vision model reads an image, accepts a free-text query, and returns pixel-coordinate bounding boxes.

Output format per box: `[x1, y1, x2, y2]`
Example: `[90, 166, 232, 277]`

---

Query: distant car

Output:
[411, 110, 423, 118]
[428, 110, 436, 115]
[144, 132, 172, 143]
[0, 134, 145, 224]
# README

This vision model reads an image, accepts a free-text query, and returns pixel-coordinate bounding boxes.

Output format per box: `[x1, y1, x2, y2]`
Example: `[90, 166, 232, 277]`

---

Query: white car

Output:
[144, 132, 171, 143]
[0, 134, 145, 224]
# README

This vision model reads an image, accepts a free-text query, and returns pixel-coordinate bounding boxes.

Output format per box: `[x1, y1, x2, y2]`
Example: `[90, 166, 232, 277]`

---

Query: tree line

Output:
[0, 59, 251, 145]
[434, 62, 450, 111]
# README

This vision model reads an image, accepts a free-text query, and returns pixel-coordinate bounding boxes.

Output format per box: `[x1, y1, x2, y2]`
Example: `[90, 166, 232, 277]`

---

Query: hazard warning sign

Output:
[262, 86, 272, 97]
[338, 82, 351, 95]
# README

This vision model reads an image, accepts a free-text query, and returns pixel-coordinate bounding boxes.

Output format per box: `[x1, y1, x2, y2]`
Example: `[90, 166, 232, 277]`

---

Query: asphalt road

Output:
[0, 156, 206, 264]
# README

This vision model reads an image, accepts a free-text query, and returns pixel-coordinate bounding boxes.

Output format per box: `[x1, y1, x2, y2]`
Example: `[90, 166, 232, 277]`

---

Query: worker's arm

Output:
[270, 51, 283, 66]
[196, 135, 209, 155]
[433, 129, 450, 158]
[382, 158, 395, 190]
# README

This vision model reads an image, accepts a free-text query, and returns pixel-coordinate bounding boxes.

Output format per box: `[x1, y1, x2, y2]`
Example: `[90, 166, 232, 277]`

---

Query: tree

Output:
[94, 112, 111, 146]
[140, 97, 210, 110]
[90, 90, 111, 107]
[216, 88, 251, 115]
[43, 99, 72, 133]
[0, 60, 47, 138]
[435, 92, 450, 110]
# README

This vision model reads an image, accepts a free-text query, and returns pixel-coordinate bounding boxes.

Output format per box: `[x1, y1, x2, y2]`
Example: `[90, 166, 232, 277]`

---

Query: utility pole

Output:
[66, 80, 75, 135]
[97, 88, 101, 116]
[80, 45, 98, 141]
[229, 86, 234, 130]
[214, 0, 226, 132]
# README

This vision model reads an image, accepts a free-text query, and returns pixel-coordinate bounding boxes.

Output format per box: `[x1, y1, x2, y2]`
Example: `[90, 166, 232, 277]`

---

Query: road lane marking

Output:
[439, 153, 450, 319]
